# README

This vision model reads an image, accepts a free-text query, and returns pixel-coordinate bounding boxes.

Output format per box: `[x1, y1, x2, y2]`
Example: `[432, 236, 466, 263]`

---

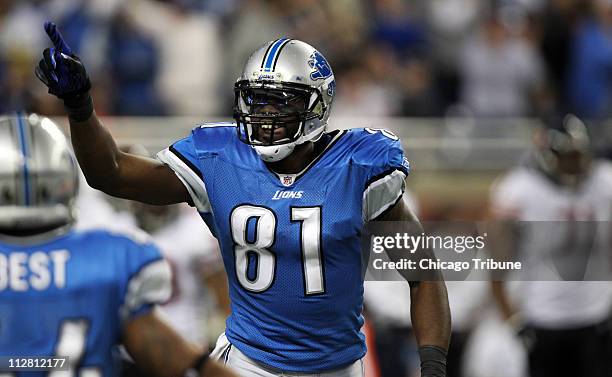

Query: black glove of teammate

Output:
[35, 21, 93, 121]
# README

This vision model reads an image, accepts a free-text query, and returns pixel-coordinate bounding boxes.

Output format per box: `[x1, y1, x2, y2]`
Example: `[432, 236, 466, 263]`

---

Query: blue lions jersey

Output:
[0, 229, 171, 377]
[158, 125, 409, 372]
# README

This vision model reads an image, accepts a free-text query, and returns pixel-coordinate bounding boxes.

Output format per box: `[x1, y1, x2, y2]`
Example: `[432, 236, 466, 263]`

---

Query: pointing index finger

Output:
[44, 21, 73, 56]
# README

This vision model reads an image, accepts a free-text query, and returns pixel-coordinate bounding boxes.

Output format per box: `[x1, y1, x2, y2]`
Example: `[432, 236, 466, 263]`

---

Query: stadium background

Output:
[2, 0, 612, 376]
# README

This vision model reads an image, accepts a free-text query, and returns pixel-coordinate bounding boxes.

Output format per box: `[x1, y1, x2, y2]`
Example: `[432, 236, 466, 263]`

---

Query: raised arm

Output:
[35, 22, 189, 205]
[380, 197, 451, 377]
[69, 115, 189, 204]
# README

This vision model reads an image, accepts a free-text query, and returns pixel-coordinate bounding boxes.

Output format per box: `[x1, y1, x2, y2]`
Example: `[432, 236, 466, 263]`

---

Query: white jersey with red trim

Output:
[490, 161, 612, 328]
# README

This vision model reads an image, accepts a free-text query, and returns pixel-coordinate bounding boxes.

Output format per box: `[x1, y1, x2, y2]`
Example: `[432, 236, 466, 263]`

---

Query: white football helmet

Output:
[234, 38, 336, 162]
[534, 114, 591, 188]
[0, 114, 79, 233]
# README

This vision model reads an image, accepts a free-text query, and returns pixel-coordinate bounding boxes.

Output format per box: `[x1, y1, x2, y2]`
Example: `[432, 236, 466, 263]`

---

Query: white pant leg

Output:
[210, 333, 232, 363]
[211, 332, 364, 377]
[211, 333, 277, 377]
[319, 359, 364, 377]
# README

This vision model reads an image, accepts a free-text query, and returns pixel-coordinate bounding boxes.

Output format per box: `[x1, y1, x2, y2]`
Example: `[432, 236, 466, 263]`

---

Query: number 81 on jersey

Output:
[230, 205, 324, 295]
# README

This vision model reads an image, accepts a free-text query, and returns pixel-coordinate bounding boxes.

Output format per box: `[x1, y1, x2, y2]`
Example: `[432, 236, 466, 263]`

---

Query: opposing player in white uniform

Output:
[490, 114, 612, 377]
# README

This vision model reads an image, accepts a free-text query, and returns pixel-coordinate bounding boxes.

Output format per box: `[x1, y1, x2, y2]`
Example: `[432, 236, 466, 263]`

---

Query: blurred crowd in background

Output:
[2, 1, 612, 377]
[3, 0, 612, 120]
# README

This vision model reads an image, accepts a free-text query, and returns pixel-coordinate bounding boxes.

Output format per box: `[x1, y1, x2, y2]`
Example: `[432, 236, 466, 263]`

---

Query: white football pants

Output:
[211, 333, 364, 377]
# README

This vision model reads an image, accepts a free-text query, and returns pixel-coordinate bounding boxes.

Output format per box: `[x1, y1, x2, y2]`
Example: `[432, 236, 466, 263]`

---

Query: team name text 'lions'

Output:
[272, 190, 304, 200]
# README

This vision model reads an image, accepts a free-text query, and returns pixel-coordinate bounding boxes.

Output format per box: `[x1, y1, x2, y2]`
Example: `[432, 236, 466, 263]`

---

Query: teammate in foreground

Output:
[36, 22, 451, 376]
[0, 114, 237, 377]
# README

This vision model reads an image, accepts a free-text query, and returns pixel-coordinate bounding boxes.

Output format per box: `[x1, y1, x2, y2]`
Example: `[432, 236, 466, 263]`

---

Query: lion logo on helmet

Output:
[308, 51, 332, 81]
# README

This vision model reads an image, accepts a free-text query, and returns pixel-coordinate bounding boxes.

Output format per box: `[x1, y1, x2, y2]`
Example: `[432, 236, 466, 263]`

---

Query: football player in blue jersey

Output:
[36, 22, 451, 377]
[0, 114, 237, 377]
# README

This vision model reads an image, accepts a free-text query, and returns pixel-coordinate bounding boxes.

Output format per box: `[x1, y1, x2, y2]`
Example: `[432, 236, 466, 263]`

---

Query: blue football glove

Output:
[35, 21, 91, 100]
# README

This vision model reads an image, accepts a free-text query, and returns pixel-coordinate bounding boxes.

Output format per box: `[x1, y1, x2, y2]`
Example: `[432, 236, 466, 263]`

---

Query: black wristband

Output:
[64, 94, 93, 122]
[419, 345, 447, 377]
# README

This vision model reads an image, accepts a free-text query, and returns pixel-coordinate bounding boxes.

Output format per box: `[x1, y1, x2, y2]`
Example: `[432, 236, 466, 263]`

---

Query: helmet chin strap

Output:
[253, 123, 326, 162]
[254, 143, 296, 162]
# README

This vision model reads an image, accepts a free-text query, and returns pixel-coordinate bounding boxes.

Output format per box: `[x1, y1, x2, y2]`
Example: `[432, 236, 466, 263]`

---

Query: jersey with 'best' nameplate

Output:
[157, 125, 409, 372]
[0, 230, 171, 377]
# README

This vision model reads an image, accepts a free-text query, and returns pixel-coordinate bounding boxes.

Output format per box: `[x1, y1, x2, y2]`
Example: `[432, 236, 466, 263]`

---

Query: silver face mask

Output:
[234, 39, 336, 162]
[0, 114, 79, 232]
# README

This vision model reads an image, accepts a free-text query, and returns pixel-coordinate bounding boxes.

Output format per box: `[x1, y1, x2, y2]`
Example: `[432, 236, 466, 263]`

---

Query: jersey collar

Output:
[266, 129, 346, 187]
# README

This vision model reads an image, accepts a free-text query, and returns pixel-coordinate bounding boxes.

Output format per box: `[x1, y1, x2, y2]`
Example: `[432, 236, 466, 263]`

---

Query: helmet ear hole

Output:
[1, 186, 13, 204]
[39, 185, 49, 202]
[311, 101, 323, 118]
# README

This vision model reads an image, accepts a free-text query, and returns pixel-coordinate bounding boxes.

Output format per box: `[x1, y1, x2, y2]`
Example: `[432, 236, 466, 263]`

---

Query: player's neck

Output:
[266, 141, 316, 174]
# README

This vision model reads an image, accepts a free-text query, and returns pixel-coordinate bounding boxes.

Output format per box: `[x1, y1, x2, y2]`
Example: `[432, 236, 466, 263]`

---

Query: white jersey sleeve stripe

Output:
[156, 148, 211, 213]
[120, 258, 172, 322]
[363, 169, 407, 221]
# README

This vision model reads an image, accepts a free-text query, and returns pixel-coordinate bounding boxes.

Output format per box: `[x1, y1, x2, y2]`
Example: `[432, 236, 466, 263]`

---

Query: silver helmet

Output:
[0, 114, 79, 232]
[234, 38, 336, 162]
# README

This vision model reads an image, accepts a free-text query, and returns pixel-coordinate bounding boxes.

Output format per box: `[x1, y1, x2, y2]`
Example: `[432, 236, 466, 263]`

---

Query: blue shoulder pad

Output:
[190, 123, 237, 155]
[347, 128, 410, 178]
[83, 230, 170, 321]
[157, 123, 236, 213]
[169, 123, 236, 167]
[344, 128, 410, 220]
[76, 229, 159, 260]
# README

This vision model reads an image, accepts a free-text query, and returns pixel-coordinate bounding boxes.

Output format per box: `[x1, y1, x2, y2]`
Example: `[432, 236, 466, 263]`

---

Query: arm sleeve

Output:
[119, 238, 172, 323]
[156, 133, 211, 213]
[362, 133, 410, 221]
